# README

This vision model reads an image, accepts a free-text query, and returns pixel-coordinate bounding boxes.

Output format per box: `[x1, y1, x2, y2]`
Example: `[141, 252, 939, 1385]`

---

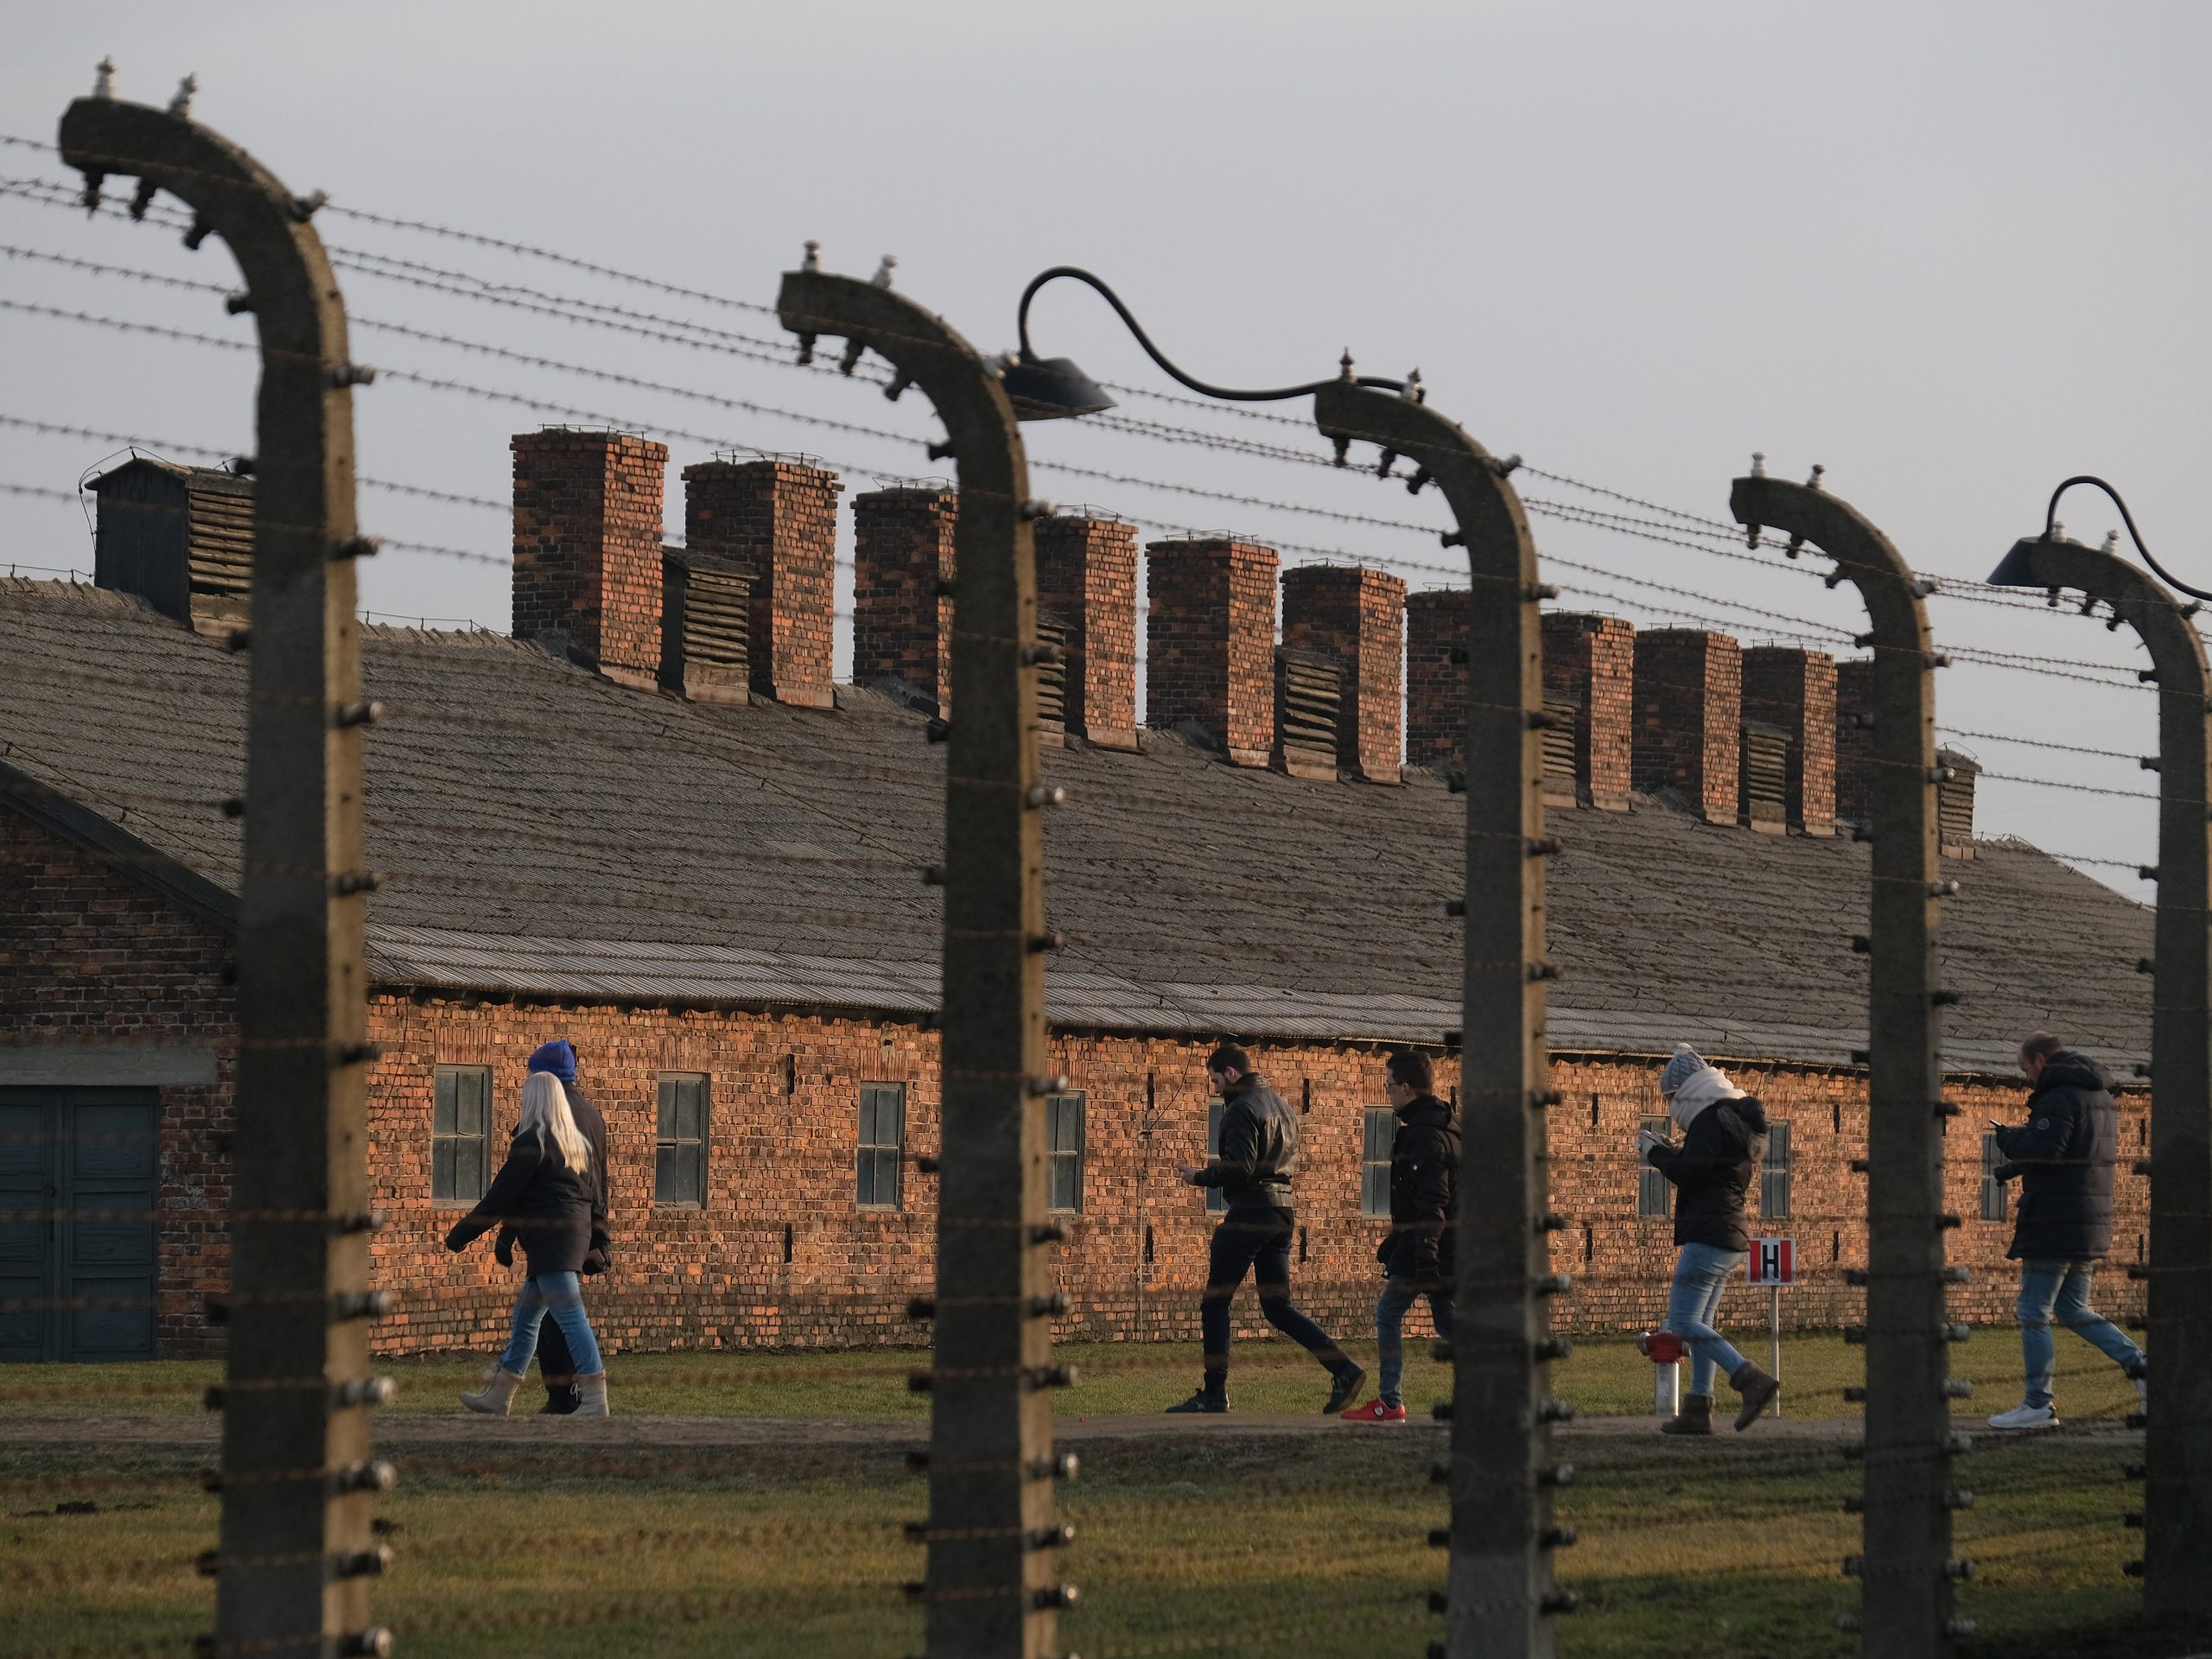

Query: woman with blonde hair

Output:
[444, 1069, 609, 1415]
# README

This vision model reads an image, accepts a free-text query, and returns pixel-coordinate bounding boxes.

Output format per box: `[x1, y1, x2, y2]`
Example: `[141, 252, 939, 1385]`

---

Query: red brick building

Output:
[0, 440, 2154, 1363]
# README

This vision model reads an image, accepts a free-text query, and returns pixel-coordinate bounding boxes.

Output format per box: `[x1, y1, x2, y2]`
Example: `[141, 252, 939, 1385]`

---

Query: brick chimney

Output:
[1834, 658, 1874, 827]
[1404, 588, 1467, 771]
[1034, 513, 1139, 751]
[851, 486, 957, 715]
[1280, 565, 1405, 783]
[1145, 537, 1278, 766]
[1741, 645, 1837, 836]
[1632, 628, 1742, 824]
[679, 457, 842, 709]
[512, 429, 669, 689]
[1540, 613, 1634, 811]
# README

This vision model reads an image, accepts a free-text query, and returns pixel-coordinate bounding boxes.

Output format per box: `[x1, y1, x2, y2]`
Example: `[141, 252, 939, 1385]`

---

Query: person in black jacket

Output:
[1342, 1052, 1458, 1423]
[1985, 1032, 2145, 1430]
[1166, 1045, 1365, 1414]
[1639, 1044, 1781, 1434]
[505, 1041, 612, 1415]
[445, 1069, 609, 1417]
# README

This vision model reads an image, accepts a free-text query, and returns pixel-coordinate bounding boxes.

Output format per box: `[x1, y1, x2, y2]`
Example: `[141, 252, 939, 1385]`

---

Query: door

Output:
[0, 1090, 159, 1363]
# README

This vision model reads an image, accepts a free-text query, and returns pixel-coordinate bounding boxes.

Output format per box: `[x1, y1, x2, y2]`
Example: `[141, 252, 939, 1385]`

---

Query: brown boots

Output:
[1660, 1392, 1714, 1436]
[1728, 1362, 1780, 1430]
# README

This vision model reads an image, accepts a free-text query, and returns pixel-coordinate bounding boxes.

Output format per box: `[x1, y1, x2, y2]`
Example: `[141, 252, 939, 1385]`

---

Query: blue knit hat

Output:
[526, 1039, 578, 1084]
[1658, 1044, 1706, 1098]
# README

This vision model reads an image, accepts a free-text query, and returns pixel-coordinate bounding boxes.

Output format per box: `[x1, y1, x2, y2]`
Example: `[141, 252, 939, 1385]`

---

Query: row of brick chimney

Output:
[84, 429, 1977, 846]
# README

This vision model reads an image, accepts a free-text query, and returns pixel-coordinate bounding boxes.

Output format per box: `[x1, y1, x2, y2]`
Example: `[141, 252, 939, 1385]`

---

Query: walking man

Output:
[498, 1039, 613, 1414]
[1986, 1031, 2146, 1430]
[1342, 1051, 1458, 1423]
[1166, 1045, 1365, 1415]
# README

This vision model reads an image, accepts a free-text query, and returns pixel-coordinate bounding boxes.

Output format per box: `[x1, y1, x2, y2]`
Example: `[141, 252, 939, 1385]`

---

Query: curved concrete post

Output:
[1315, 385, 1561, 1659]
[1733, 477, 1954, 1656]
[777, 268, 1059, 1657]
[59, 92, 380, 1658]
[1986, 535, 2212, 1612]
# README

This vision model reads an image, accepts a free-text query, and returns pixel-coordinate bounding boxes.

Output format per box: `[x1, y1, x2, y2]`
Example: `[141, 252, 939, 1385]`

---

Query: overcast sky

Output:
[3, 1, 2207, 900]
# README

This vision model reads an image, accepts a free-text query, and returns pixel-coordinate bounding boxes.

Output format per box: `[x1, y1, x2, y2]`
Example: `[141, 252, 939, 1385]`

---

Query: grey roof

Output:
[0, 575, 2155, 1074]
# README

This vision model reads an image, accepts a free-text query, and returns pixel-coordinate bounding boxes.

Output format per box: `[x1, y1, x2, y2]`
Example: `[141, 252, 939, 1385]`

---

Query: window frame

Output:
[431, 1064, 493, 1207]
[1980, 1131, 2009, 1223]
[1203, 1098, 1227, 1214]
[1046, 1091, 1085, 1214]
[1760, 1119, 1794, 1221]
[654, 1071, 710, 1210]
[1360, 1107, 1394, 1219]
[856, 1082, 906, 1211]
[1636, 1114, 1672, 1219]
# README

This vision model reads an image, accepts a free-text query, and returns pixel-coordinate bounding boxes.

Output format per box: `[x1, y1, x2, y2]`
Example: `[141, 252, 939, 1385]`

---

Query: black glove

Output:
[493, 1233, 513, 1268]
[582, 1248, 609, 1277]
[442, 1225, 468, 1254]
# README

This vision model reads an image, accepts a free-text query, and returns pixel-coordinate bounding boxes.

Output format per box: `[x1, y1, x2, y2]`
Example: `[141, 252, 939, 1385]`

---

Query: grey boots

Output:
[460, 1364, 523, 1415]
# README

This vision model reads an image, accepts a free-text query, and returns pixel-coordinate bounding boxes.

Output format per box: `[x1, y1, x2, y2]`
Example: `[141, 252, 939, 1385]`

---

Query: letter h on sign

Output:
[1748, 1236, 1794, 1287]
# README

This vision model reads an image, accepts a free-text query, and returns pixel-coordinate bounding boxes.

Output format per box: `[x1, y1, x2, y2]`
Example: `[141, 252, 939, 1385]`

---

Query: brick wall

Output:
[680, 458, 842, 709]
[1280, 565, 1407, 783]
[1633, 628, 1744, 824]
[511, 429, 669, 690]
[0, 811, 235, 1356]
[1033, 514, 1139, 750]
[1405, 589, 1466, 771]
[1540, 613, 1634, 811]
[851, 487, 957, 715]
[1742, 646, 1838, 836]
[5, 802, 2152, 1358]
[1144, 539, 1279, 766]
[1835, 658, 1874, 827]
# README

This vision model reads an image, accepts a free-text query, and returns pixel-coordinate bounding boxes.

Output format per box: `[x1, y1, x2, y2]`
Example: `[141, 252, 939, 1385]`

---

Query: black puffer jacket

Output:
[1377, 1094, 1459, 1286]
[496, 1083, 613, 1272]
[1645, 1096, 1771, 1253]
[444, 1127, 596, 1274]
[1993, 1051, 2119, 1262]
[1194, 1072, 1299, 1211]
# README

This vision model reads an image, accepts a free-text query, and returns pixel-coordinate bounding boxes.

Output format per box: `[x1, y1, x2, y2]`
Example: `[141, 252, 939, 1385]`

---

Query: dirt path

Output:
[1, 1411, 2141, 1450]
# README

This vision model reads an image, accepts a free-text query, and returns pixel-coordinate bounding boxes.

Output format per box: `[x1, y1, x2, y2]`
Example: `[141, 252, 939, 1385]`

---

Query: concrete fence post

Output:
[60, 85, 385, 1659]
[778, 262, 1063, 1657]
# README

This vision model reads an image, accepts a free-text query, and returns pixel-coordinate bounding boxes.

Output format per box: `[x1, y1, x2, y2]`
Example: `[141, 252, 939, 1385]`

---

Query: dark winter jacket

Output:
[1645, 1096, 1771, 1253]
[1194, 1072, 1300, 1212]
[446, 1124, 597, 1275]
[1377, 1093, 1459, 1286]
[495, 1083, 612, 1273]
[1993, 1052, 2119, 1262]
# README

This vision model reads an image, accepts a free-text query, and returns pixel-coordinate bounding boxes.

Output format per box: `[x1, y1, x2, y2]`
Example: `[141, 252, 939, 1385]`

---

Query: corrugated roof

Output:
[0, 575, 2154, 1072]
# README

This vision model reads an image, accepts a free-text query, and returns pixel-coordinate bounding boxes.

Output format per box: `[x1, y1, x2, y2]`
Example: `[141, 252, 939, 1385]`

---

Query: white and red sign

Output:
[1748, 1236, 1795, 1287]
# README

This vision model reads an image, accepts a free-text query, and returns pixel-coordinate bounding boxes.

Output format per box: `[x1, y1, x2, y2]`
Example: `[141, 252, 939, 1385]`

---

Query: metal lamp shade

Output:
[1001, 353, 1116, 421]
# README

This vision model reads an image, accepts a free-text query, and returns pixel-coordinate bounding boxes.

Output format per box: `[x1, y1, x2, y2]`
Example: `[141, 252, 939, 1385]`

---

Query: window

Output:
[1046, 1091, 1085, 1213]
[1980, 1133, 2009, 1223]
[432, 1065, 492, 1205]
[1361, 1107, 1394, 1218]
[656, 1073, 709, 1208]
[1761, 1121, 1793, 1220]
[1203, 1099, 1227, 1214]
[1637, 1115, 1671, 1218]
[857, 1083, 906, 1210]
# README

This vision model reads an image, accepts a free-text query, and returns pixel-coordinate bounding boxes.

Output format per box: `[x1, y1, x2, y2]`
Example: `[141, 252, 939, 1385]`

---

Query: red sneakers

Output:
[1340, 1398, 1408, 1423]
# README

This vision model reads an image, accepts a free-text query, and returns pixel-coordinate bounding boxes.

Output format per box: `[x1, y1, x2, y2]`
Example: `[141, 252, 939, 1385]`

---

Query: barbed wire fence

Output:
[1, 82, 2202, 1659]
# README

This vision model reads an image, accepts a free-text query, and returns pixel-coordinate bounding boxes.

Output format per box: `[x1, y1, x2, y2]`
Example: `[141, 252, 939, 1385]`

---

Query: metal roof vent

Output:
[1937, 748, 1980, 860]
[1034, 611, 1071, 746]
[1740, 720, 1789, 836]
[659, 550, 753, 705]
[1273, 646, 1341, 781]
[87, 456, 251, 632]
[1541, 691, 1581, 807]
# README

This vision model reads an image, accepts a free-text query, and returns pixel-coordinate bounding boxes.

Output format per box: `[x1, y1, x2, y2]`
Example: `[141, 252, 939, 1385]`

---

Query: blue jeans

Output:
[1376, 1276, 1455, 1408]
[1666, 1243, 1749, 1395]
[499, 1271, 602, 1377]
[2017, 1261, 2144, 1410]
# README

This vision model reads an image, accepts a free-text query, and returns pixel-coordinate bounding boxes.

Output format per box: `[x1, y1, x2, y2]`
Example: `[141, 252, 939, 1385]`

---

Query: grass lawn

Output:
[0, 1326, 2148, 1423]
[0, 1332, 2182, 1659]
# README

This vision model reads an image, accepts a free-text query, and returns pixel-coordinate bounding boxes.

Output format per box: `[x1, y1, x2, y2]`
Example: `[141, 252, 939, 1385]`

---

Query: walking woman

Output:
[1638, 1044, 1780, 1434]
[444, 1070, 609, 1416]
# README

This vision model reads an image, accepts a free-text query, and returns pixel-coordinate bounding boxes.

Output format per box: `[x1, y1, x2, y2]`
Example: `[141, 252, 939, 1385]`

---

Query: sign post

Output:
[1748, 1236, 1795, 1419]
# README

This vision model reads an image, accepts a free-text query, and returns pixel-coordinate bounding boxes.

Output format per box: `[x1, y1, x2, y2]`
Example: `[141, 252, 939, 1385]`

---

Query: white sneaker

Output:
[1986, 1402, 2058, 1430]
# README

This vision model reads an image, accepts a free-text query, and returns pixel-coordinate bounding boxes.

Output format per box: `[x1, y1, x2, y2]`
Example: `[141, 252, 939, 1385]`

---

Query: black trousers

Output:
[1199, 1205, 1349, 1389]
[537, 1303, 579, 1385]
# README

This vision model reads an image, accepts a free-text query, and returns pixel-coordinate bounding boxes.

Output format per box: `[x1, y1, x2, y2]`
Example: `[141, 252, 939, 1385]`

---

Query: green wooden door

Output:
[0, 1090, 159, 1363]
